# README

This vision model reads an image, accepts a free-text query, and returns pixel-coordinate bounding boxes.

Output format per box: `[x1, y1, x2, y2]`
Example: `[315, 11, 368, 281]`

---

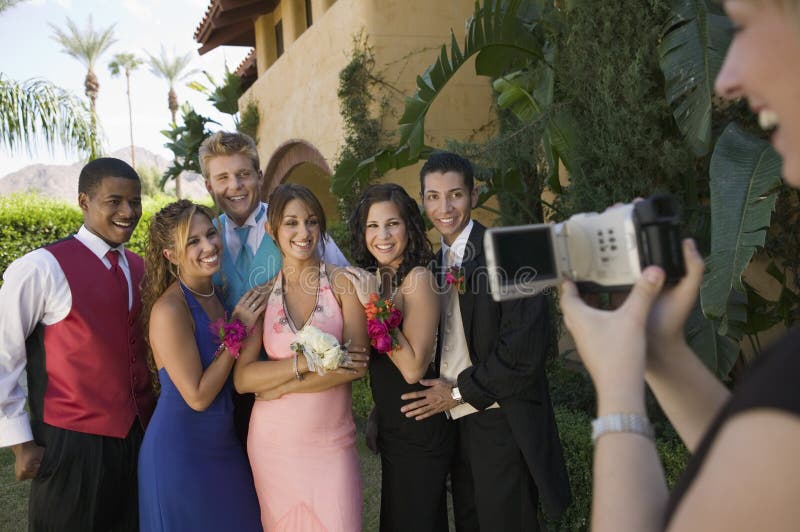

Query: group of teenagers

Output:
[8, 3, 800, 527]
[0, 134, 571, 532]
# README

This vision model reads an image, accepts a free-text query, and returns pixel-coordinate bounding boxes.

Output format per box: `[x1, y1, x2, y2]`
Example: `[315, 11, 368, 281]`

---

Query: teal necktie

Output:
[234, 225, 253, 275]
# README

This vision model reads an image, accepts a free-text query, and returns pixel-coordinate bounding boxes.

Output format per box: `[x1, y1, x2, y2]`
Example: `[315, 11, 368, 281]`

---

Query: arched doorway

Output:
[262, 140, 339, 222]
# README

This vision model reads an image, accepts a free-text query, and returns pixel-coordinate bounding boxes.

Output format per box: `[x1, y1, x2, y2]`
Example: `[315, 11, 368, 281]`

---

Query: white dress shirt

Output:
[224, 201, 350, 267]
[0, 226, 132, 447]
[439, 220, 499, 419]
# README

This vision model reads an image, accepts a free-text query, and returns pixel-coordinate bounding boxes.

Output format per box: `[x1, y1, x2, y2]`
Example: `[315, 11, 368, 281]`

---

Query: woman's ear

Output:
[163, 248, 178, 265]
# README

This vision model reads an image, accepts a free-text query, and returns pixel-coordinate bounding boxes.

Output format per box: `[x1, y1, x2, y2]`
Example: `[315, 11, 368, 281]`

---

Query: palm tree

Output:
[146, 47, 196, 124]
[1, 2, 99, 159]
[50, 16, 116, 139]
[147, 47, 196, 198]
[108, 52, 142, 167]
[0, 74, 100, 159]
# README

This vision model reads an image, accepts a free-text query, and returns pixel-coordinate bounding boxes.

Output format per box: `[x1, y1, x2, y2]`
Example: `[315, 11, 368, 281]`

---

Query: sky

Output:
[0, 0, 250, 177]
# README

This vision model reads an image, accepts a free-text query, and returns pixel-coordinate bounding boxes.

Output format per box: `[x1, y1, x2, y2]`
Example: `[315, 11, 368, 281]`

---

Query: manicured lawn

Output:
[0, 446, 29, 532]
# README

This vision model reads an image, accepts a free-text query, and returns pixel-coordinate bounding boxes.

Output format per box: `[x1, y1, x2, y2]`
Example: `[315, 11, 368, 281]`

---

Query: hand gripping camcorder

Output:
[484, 195, 686, 301]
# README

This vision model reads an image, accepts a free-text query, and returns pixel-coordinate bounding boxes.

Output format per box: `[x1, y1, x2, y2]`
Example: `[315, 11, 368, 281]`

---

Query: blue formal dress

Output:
[138, 285, 262, 532]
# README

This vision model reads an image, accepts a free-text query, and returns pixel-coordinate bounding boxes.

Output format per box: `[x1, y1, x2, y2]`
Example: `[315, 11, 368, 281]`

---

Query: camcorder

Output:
[484, 194, 686, 302]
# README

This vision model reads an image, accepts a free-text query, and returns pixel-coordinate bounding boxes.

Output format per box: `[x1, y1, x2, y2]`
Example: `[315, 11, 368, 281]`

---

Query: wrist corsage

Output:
[365, 293, 402, 354]
[209, 314, 251, 359]
[446, 266, 466, 295]
[290, 325, 351, 375]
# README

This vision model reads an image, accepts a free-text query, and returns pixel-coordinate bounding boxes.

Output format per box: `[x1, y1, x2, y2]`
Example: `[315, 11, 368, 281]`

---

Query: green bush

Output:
[0, 194, 83, 278]
[1, 193, 181, 281]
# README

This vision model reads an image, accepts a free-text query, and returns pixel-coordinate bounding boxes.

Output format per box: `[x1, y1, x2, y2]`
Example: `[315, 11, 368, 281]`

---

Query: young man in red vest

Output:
[0, 158, 156, 531]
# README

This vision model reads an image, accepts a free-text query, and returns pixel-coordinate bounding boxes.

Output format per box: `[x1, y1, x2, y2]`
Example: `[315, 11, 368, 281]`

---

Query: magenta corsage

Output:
[446, 266, 466, 295]
[209, 314, 251, 359]
[365, 293, 403, 354]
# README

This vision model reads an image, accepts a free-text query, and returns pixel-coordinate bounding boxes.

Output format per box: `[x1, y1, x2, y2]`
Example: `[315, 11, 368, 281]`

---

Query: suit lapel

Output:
[458, 222, 485, 346]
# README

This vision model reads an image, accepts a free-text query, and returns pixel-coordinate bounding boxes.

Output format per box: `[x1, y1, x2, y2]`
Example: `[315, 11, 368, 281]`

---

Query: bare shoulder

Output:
[399, 266, 436, 297]
[326, 263, 353, 293]
[669, 409, 800, 530]
[150, 284, 191, 325]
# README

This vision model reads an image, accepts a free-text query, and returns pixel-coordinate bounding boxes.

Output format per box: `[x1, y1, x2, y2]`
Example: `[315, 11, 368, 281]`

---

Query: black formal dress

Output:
[436, 221, 571, 531]
[370, 337, 455, 532]
[664, 327, 800, 526]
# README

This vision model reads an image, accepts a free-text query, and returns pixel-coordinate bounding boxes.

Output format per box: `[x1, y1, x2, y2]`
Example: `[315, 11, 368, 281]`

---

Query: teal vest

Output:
[213, 212, 282, 312]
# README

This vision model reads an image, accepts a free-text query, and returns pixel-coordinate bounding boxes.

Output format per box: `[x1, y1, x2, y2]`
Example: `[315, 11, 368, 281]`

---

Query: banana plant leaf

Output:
[658, 0, 732, 156]
[686, 299, 740, 378]
[700, 123, 782, 322]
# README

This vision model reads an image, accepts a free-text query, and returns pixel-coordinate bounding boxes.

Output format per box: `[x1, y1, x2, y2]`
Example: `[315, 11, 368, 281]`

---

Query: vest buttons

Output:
[131, 357, 136, 364]
[129, 338, 136, 344]
[128, 318, 135, 326]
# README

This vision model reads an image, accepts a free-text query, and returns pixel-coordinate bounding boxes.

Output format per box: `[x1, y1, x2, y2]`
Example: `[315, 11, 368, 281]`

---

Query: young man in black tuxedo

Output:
[401, 152, 571, 530]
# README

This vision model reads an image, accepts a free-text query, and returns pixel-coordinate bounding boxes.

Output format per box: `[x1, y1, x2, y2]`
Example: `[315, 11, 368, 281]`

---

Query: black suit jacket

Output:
[436, 221, 571, 517]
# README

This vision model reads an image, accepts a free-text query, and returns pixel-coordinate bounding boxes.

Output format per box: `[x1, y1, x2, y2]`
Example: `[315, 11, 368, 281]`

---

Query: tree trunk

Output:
[168, 85, 180, 197]
[125, 69, 135, 168]
[85, 69, 100, 143]
[168, 86, 178, 124]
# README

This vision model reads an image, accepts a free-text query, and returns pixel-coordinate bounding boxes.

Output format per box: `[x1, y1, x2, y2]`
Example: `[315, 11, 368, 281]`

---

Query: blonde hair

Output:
[198, 131, 260, 180]
[140, 199, 217, 394]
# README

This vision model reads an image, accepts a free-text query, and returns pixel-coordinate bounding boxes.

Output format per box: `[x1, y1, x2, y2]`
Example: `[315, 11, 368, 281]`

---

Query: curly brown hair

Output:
[140, 199, 217, 394]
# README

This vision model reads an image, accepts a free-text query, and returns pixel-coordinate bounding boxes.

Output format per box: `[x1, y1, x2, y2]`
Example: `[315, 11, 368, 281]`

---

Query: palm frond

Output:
[0, 74, 101, 158]
[146, 46, 197, 85]
[50, 16, 116, 70]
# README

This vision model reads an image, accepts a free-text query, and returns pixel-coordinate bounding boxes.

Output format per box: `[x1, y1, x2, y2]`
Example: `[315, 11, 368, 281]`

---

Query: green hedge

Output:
[0, 193, 178, 280]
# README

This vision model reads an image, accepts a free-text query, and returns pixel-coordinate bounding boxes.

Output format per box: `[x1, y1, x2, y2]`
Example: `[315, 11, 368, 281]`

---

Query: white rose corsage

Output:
[290, 325, 351, 375]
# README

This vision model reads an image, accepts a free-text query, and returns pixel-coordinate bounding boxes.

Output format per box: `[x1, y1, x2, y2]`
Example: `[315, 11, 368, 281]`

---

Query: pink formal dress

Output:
[249, 264, 362, 531]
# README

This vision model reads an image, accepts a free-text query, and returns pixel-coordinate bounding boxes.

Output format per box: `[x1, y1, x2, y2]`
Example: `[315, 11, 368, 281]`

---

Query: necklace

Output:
[178, 275, 215, 298]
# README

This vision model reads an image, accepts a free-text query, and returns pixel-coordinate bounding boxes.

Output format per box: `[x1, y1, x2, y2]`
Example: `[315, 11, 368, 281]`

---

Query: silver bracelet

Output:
[293, 353, 303, 381]
[591, 413, 654, 444]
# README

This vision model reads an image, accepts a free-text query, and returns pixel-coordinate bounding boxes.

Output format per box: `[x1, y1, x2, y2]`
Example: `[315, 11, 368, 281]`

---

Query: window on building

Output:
[305, 0, 313, 27]
[275, 20, 284, 58]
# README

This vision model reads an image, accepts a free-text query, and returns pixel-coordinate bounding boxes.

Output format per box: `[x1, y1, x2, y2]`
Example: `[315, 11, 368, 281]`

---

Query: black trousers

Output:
[451, 409, 540, 532]
[28, 422, 144, 532]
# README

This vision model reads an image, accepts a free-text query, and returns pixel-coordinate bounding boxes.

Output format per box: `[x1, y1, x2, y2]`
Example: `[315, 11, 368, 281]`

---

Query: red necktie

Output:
[106, 249, 130, 309]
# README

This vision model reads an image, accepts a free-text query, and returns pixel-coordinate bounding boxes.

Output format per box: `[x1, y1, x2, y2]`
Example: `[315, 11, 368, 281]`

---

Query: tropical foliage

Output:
[146, 46, 196, 124]
[161, 103, 218, 191]
[50, 16, 116, 138]
[333, 0, 791, 378]
[0, 74, 99, 158]
[187, 65, 260, 140]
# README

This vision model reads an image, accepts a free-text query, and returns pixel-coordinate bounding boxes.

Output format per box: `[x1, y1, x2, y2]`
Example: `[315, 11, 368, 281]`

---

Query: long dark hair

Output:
[348, 183, 433, 284]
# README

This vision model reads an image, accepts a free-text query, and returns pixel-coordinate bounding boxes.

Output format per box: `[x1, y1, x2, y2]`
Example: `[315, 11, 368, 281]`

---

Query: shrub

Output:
[1, 193, 182, 282]
[0, 194, 82, 279]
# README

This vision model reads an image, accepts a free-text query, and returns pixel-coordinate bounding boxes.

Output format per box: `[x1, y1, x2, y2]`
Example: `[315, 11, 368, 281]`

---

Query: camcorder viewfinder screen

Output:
[492, 227, 557, 286]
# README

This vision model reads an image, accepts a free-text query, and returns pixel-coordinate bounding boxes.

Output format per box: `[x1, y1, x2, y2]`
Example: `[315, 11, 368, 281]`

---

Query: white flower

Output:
[292, 325, 346, 373]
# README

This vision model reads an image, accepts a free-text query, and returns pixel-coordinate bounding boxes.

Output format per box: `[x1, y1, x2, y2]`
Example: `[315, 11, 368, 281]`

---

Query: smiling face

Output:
[79, 176, 142, 247]
[274, 198, 321, 262]
[716, 0, 800, 186]
[167, 212, 221, 281]
[421, 170, 479, 246]
[204, 153, 264, 226]
[365, 201, 409, 270]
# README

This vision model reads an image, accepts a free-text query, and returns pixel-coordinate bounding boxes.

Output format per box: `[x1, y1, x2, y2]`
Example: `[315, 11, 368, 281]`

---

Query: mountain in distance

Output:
[0, 146, 210, 202]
